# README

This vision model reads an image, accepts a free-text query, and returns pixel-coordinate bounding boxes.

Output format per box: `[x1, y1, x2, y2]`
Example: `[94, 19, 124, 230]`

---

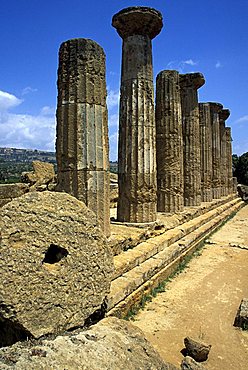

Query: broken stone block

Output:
[181, 356, 206, 369]
[0, 191, 113, 346]
[234, 298, 248, 329]
[184, 337, 211, 362]
[21, 160, 55, 186]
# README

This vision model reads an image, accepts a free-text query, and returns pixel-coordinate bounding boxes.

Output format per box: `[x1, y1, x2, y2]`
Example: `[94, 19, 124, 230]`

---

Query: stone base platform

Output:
[107, 195, 244, 318]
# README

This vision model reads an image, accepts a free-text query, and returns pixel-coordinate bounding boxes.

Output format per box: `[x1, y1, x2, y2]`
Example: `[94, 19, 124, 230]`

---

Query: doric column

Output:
[219, 108, 230, 197]
[56, 38, 110, 236]
[209, 102, 223, 199]
[179, 73, 205, 206]
[233, 177, 238, 194]
[226, 127, 233, 194]
[112, 7, 163, 222]
[156, 70, 184, 212]
[199, 103, 213, 202]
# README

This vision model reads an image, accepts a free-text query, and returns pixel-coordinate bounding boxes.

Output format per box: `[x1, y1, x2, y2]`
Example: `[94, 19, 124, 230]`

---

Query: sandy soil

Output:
[134, 204, 248, 369]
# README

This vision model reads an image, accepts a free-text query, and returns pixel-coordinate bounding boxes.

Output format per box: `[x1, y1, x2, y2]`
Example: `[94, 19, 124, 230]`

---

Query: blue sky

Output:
[0, 0, 247, 160]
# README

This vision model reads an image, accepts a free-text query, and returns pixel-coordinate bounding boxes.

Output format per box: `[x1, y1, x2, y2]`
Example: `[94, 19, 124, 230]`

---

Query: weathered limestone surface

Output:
[0, 317, 174, 370]
[181, 357, 207, 370]
[225, 127, 233, 194]
[199, 103, 213, 202]
[179, 73, 205, 206]
[0, 192, 113, 345]
[209, 102, 223, 199]
[56, 38, 110, 236]
[112, 7, 163, 223]
[219, 109, 230, 197]
[156, 70, 184, 213]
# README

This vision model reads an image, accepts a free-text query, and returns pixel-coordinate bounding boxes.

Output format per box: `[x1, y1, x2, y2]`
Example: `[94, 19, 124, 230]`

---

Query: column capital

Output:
[112, 7, 163, 40]
[219, 108, 230, 121]
[208, 102, 223, 113]
[179, 73, 205, 89]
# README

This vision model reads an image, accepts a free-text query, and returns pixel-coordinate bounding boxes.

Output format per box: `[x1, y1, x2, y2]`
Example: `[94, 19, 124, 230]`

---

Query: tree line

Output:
[233, 151, 248, 185]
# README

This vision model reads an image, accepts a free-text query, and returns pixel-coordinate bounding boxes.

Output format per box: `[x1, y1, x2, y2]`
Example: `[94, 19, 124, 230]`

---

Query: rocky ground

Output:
[133, 204, 248, 369]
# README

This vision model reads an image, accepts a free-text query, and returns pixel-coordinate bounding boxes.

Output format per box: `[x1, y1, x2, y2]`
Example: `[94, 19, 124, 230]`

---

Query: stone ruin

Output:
[0, 5, 242, 367]
[54, 5, 236, 229]
[0, 191, 113, 346]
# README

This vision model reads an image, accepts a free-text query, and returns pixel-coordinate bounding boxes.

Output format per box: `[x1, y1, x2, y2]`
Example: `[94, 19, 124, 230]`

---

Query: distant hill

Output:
[0, 147, 118, 183]
[0, 147, 56, 163]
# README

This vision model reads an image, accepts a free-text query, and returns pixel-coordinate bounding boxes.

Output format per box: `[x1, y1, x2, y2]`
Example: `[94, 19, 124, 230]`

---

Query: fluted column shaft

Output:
[226, 127, 233, 194]
[56, 38, 110, 236]
[112, 7, 163, 222]
[209, 103, 223, 199]
[199, 103, 213, 202]
[180, 73, 205, 206]
[219, 108, 230, 197]
[156, 70, 184, 212]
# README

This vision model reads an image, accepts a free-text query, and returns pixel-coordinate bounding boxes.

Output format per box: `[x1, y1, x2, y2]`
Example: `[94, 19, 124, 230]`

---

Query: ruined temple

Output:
[0, 6, 244, 369]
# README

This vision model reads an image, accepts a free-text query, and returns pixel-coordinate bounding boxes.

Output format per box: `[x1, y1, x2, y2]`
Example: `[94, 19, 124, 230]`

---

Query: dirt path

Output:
[133, 204, 248, 370]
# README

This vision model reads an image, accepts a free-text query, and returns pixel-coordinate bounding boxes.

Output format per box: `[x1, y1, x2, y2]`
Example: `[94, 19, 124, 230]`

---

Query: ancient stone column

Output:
[226, 127, 233, 194]
[219, 108, 230, 197]
[209, 102, 223, 199]
[112, 7, 163, 222]
[156, 70, 184, 213]
[233, 176, 238, 194]
[199, 103, 213, 202]
[56, 38, 110, 236]
[179, 73, 205, 206]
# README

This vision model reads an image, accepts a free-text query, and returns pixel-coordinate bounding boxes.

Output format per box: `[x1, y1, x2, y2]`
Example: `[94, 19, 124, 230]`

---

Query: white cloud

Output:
[166, 59, 198, 73]
[0, 90, 22, 110]
[109, 131, 118, 161]
[107, 89, 119, 109]
[215, 61, 222, 69]
[0, 112, 55, 151]
[21, 86, 38, 95]
[40, 106, 55, 116]
[0, 89, 55, 151]
[236, 115, 248, 123]
[183, 59, 198, 66]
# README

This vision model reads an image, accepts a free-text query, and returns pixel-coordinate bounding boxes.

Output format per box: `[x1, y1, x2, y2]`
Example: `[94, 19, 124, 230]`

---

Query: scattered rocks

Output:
[0, 191, 113, 346]
[183, 337, 211, 362]
[181, 356, 206, 370]
[0, 317, 174, 369]
[234, 298, 248, 329]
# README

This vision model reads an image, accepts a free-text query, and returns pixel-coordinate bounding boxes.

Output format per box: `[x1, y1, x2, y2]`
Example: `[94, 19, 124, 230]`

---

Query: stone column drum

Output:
[226, 127, 233, 194]
[179, 73, 205, 206]
[112, 7, 163, 222]
[56, 38, 110, 236]
[209, 102, 223, 199]
[156, 70, 184, 212]
[199, 103, 213, 202]
[219, 108, 230, 197]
